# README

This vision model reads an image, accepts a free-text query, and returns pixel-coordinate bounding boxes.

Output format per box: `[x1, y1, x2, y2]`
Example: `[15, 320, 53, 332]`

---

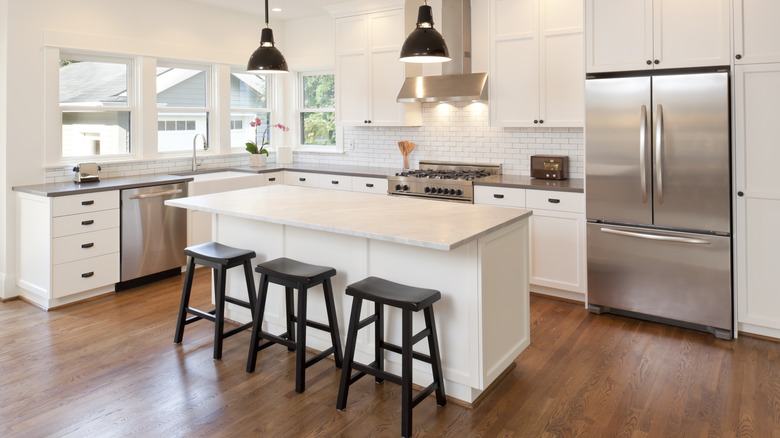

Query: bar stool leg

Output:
[375, 302, 384, 383]
[401, 309, 414, 438]
[336, 296, 363, 411]
[322, 278, 343, 368]
[425, 306, 447, 406]
[247, 274, 270, 373]
[213, 267, 227, 360]
[285, 287, 296, 351]
[174, 257, 196, 344]
[295, 286, 308, 394]
[242, 260, 257, 320]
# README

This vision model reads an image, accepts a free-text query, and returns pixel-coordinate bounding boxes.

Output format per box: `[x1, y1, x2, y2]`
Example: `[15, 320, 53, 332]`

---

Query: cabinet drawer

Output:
[52, 252, 119, 298]
[352, 177, 388, 194]
[319, 175, 353, 191]
[52, 228, 120, 265]
[526, 190, 584, 213]
[474, 186, 526, 208]
[285, 171, 320, 187]
[52, 209, 120, 238]
[52, 191, 119, 217]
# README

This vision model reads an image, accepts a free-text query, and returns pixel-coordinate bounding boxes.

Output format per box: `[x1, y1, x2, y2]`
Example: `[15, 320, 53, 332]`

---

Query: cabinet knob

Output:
[654, 59, 660, 64]
[299, 177, 306, 182]
[533, 120, 539, 124]
[493, 194, 505, 199]
[81, 272, 95, 278]
[539, 120, 544, 124]
[331, 180, 339, 185]
[366, 183, 374, 188]
[81, 200, 95, 206]
[268, 177, 275, 182]
[646, 60, 652, 65]
[735, 54, 742, 60]
[548, 198, 560, 204]
[737, 191, 744, 197]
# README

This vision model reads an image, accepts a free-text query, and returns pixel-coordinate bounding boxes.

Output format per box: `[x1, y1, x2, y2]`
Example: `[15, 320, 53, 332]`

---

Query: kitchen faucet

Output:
[192, 133, 207, 171]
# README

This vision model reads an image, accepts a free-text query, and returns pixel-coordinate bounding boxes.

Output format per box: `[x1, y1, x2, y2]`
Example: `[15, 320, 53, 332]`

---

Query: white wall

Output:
[0, 0, 282, 299]
[0, 0, 8, 298]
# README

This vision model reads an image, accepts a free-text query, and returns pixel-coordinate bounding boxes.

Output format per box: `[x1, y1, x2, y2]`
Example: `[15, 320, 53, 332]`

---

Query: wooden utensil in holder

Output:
[397, 141, 416, 169]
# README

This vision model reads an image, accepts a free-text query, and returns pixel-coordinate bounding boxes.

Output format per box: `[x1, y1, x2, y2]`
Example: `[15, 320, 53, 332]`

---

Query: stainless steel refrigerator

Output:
[585, 68, 733, 339]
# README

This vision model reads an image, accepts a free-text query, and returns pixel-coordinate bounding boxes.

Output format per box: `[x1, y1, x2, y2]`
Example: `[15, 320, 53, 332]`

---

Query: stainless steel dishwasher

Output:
[119, 183, 188, 288]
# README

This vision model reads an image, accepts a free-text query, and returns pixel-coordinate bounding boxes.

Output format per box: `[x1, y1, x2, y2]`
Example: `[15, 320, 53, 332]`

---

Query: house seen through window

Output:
[157, 64, 209, 153]
[230, 70, 270, 150]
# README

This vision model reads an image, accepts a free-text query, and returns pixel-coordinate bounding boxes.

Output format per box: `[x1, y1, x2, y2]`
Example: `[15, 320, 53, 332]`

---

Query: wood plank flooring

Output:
[2, 270, 779, 437]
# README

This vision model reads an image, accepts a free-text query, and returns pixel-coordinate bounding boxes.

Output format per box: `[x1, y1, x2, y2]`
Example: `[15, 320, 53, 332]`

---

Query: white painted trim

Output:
[325, 0, 404, 18]
[738, 322, 780, 341]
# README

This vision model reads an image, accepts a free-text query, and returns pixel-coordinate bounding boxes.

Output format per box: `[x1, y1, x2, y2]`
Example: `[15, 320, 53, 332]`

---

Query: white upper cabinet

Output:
[490, 0, 584, 127]
[332, 2, 421, 126]
[734, 0, 780, 64]
[585, 0, 731, 73]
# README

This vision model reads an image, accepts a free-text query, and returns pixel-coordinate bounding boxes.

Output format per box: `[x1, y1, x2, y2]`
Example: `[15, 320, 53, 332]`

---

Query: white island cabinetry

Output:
[475, 185, 586, 301]
[17, 190, 120, 309]
[167, 185, 532, 404]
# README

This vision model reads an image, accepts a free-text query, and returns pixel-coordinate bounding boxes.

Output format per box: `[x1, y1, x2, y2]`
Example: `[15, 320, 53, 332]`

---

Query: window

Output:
[59, 55, 132, 158]
[157, 63, 210, 153]
[230, 70, 270, 150]
[298, 71, 335, 147]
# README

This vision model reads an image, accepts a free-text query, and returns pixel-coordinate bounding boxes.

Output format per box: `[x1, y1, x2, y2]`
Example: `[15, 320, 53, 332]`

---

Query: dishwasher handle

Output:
[128, 189, 183, 200]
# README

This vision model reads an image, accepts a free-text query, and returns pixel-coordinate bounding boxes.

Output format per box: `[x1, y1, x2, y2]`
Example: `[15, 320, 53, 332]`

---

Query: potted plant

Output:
[246, 118, 289, 167]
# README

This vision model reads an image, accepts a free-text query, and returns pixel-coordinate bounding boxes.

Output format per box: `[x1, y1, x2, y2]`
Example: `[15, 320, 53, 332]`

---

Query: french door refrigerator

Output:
[585, 68, 733, 339]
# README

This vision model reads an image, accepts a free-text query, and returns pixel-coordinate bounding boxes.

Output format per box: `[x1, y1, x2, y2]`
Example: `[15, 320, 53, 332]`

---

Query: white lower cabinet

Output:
[352, 176, 388, 195]
[17, 190, 120, 308]
[285, 171, 320, 187]
[474, 185, 586, 301]
[318, 174, 353, 191]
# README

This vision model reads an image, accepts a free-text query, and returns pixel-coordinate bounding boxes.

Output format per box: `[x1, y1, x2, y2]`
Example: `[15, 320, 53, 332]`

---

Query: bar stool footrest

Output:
[305, 347, 336, 369]
[255, 331, 296, 350]
[380, 341, 434, 365]
[412, 382, 439, 408]
[224, 296, 252, 310]
[351, 362, 403, 386]
[186, 308, 217, 324]
[223, 322, 253, 339]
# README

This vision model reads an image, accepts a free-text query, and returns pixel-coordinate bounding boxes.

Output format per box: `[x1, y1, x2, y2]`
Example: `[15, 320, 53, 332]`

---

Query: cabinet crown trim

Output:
[326, 0, 404, 18]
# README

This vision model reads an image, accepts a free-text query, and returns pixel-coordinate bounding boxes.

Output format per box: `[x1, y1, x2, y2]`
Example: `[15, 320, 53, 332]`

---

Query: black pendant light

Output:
[247, 0, 288, 73]
[399, 1, 451, 63]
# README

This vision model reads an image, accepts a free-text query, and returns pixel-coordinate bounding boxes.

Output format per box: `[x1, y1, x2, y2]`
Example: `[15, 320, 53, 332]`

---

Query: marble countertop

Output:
[12, 174, 194, 197]
[476, 175, 584, 193]
[165, 185, 532, 251]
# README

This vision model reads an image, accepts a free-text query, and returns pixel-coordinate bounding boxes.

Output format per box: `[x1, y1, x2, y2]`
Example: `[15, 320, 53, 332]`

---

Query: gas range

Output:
[387, 161, 501, 203]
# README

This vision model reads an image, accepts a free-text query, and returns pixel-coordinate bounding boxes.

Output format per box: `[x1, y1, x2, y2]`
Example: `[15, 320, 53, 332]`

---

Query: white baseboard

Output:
[738, 322, 780, 341]
[530, 284, 586, 306]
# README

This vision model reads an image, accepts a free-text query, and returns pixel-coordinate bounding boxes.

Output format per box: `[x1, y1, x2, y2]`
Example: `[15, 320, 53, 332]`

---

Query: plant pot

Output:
[249, 154, 267, 167]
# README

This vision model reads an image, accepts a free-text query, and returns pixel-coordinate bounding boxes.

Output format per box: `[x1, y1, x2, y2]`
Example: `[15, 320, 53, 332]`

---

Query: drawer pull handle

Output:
[81, 242, 95, 249]
[331, 180, 339, 185]
[268, 177, 276, 182]
[82, 220, 94, 226]
[81, 272, 94, 278]
[493, 194, 505, 199]
[366, 183, 374, 188]
[548, 198, 561, 204]
[81, 200, 95, 206]
[299, 177, 306, 182]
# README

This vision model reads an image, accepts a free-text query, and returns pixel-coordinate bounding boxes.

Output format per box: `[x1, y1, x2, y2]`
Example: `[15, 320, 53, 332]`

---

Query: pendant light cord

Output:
[264, 0, 269, 28]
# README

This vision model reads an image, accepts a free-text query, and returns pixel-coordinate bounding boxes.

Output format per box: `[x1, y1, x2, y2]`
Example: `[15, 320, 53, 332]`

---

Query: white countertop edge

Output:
[166, 197, 532, 251]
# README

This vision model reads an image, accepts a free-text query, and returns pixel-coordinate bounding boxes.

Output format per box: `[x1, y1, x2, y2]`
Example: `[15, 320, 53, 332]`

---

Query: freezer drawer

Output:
[587, 223, 732, 334]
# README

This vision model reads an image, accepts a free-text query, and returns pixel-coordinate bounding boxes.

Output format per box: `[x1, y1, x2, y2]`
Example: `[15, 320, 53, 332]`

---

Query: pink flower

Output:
[273, 123, 289, 132]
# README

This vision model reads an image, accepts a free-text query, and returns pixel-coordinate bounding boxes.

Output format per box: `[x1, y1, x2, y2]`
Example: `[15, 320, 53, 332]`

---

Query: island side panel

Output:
[478, 219, 531, 387]
[368, 239, 481, 403]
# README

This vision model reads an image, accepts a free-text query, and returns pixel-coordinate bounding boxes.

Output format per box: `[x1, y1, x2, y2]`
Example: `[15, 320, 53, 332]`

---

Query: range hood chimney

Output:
[397, 0, 488, 103]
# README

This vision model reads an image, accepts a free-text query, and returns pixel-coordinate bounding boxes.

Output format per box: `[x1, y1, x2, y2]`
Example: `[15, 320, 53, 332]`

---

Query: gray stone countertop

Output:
[12, 174, 195, 197]
[475, 175, 584, 193]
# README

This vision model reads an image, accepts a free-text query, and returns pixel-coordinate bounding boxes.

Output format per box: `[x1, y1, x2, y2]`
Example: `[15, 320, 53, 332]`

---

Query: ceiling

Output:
[184, 0, 353, 21]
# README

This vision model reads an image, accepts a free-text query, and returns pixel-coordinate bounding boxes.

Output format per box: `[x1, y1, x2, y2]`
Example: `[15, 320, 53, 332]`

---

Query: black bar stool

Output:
[246, 257, 343, 394]
[173, 242, 256, 360]
[336, 276, 446, 438]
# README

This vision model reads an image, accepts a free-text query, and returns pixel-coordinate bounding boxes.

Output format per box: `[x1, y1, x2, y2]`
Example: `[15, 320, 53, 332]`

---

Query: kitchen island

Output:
[166, 185, 532, 405]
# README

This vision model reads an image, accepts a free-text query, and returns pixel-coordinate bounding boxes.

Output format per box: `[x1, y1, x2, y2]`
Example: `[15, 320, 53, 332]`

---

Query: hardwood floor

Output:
[2, 270, 779, 437]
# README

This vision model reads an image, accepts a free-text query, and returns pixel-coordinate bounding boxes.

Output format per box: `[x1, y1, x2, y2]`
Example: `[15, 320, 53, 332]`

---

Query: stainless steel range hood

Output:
[397, 0, 488, 103]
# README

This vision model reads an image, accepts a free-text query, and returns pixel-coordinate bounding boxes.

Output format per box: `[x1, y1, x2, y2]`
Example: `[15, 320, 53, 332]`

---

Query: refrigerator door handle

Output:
[655, 104, 664, 204]
[600, 227, 711, 244]
[639, 105, 649, 203]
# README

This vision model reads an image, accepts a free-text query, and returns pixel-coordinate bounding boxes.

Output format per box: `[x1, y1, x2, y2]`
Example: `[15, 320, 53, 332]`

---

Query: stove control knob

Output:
[424, 186, 431, 193]
[395, 184, 402, 191]
[436, 187, 443, 194]
[455, 189, 463, 196]
[402, 185, 409, 191]
[443, 188, 450, 195]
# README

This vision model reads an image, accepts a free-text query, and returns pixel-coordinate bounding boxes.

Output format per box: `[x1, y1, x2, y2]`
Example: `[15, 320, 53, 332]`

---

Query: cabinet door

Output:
[368, 10, 408, 126]
[735, 64, 780, 333]
[335, 16, 369, 126]
[490, 0, 540, 126]
[734, 0, 780, 64]
[585, 0, 653, 73]
[653, 0, 731, 69]
[529, 210, 586, 294]
[540, 0, 584, 127]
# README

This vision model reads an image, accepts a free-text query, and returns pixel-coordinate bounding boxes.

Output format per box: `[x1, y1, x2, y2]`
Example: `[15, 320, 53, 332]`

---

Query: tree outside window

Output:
[299, 72, 335, 147]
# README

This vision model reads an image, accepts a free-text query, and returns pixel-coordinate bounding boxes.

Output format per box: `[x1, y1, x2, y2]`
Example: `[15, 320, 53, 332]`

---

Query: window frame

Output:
[229, 67, 272, 153]
[295, 69, 339, 153]
[56, 51, 136, 161]
[155, 60, 214, 156]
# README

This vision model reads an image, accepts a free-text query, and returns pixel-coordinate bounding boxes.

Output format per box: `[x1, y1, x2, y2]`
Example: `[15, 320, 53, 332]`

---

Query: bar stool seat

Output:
[173, 242, 257, 360]
[246, 257, 343, 394]
[336, 276, 446, 438]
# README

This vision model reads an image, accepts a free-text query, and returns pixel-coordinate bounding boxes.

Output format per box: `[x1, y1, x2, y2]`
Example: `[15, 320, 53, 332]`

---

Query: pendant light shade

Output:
[247, 0, 288, 74]
[399, 2, 451, 63]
